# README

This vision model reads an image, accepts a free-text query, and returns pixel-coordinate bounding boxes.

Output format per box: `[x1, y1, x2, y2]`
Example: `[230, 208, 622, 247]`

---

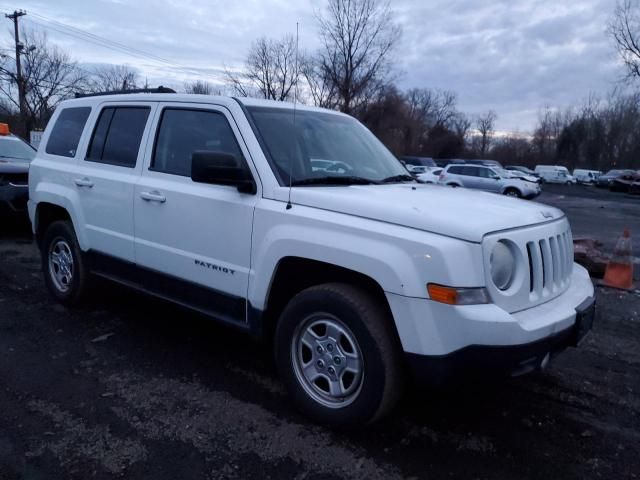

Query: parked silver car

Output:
[438, 164, 541, 199]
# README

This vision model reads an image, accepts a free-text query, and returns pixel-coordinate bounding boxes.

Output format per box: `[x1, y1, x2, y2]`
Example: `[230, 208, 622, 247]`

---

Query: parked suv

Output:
[28, 93, 595, 426]
[0, 124, 36, 216]
[439, 164, 541, 199]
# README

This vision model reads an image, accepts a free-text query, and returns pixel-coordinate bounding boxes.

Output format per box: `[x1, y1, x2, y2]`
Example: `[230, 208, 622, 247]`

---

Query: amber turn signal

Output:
[427, 284, 490, 305]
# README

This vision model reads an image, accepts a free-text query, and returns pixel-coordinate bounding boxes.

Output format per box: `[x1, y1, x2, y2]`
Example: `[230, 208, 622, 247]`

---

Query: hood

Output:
[290, 184, 564, 243]
[0, 159, 29, 174]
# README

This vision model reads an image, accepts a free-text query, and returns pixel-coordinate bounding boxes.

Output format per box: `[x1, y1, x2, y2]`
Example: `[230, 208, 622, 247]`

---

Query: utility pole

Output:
[5, 10, 27, 138]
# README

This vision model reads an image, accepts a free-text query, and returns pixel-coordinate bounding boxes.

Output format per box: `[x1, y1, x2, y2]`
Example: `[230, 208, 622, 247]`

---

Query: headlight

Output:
[490, 241, 516, 290]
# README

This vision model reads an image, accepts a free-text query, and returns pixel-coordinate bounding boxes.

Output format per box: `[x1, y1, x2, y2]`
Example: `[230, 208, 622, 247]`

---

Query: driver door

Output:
[134, 103, 258, 325]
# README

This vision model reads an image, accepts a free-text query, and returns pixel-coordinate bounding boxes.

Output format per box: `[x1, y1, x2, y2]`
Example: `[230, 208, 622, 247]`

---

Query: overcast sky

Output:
[0, 0, 623, 132]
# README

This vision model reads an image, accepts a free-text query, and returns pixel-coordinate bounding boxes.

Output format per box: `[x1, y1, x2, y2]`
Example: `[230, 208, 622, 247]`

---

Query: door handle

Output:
[74, 177, 94, 188]
[140, 191, 166, 203]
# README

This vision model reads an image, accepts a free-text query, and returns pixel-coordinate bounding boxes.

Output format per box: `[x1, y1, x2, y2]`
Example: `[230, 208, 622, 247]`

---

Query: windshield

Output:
[247, 107, 409, 185]
[0, 137, 36, 161]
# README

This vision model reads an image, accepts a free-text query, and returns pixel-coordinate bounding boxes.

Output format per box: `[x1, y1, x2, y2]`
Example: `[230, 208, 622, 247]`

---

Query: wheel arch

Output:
[32, 185, 88, 250]
[257, 257, 398, 344]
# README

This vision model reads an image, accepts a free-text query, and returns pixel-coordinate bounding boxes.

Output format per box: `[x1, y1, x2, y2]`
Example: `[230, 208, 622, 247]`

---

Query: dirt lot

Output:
[1, 186, 639, 480]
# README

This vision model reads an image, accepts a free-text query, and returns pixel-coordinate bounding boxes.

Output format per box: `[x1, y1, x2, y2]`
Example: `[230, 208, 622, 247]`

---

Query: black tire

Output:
[504, 188, 522, 198]
[275, 283, 404, 427]
[41, 220, 91, 305]
[447, 183, 459, 188]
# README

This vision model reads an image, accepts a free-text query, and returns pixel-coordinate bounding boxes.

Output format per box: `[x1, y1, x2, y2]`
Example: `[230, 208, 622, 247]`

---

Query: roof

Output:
[58, 93, 343, 116]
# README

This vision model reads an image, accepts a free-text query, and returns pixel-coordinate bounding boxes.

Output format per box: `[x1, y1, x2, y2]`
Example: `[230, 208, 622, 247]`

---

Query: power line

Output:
[28, 12, 174, 66]
[0, 6, 225, 92]
[25, 18, 174, 67]
[14, 11, 222, 83]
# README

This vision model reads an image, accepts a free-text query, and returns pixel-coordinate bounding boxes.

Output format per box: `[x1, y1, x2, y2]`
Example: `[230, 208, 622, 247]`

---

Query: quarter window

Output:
[86, 107, 150, 168]
[152, 109, 243, 177]
[45, 107, 91, 158]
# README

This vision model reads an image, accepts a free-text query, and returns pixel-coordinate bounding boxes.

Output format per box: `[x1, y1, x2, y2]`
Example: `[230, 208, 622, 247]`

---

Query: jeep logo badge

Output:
[540, 211, 554, 219]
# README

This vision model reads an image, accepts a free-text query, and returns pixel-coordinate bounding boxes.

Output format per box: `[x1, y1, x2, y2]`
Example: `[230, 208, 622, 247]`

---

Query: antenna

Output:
[286, 22, 299, 211]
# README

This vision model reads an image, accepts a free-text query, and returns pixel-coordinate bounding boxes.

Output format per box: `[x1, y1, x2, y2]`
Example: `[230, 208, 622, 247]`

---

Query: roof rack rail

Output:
[74, 86, 176, 98]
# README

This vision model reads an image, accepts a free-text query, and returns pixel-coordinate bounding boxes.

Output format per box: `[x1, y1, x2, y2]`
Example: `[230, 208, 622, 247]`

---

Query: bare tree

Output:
[316, 0, 401, 114]
[184, 80, 218, 95]
[475, 110, 497, 158]
[88, 64, 139, 92]
[532, 106, 567, 161]
[225, 35, 297, 101]
[609, 0, 640, 79]
[0, 29, 85, 134]
[451, 112, 472, 139]
[404, 88, 458, 129]
[300, 54, 336, 108]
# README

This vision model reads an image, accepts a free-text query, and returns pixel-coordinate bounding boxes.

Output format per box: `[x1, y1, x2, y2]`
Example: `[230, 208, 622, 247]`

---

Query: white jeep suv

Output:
[28, 92, 595, 426]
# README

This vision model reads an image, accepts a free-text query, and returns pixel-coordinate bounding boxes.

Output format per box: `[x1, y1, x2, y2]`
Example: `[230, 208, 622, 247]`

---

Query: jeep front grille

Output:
[525, 229, 573, 297]
[483, 218, 574, 313]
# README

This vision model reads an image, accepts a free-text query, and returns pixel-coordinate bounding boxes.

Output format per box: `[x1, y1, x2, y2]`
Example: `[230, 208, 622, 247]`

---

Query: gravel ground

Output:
[0, 187, 639, 479]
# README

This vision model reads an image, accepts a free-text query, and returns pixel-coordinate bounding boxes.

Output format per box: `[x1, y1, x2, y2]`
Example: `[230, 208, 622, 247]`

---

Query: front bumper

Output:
[405, 295, 595, 385]
[0, 183, 29, 214]
[386, 263, 595, 384]
[524, 188, 541, 199]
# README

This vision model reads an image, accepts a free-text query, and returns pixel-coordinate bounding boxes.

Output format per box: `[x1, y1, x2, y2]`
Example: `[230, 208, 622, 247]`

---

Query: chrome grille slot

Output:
[539, 239, 551, 289]
[526, 241, 544, 295]
[556, 234, 566, 284]
[549, 236, 560, 286]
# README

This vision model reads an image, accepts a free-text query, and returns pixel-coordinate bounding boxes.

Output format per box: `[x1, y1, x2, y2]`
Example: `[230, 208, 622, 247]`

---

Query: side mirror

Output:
[191, 151, 256, 194]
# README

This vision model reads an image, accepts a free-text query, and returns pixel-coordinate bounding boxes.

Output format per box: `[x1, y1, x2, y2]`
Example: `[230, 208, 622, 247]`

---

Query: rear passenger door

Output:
[74, 103, 155, 262]
[133, 103, 258, 325]
[459, 166, 483, 189]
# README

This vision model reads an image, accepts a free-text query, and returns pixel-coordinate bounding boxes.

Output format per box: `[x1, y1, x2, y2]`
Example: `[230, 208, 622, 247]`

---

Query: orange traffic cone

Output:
[603, 228, 634, 290]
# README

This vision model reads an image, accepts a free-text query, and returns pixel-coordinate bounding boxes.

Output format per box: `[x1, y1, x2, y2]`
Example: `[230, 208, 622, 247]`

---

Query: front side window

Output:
[247, 107, 409, 185]
[461, 166, 481, 177]
[152, 109, 244, 177]
[46, 107, 91, 158]
[86, 107, 150, 167]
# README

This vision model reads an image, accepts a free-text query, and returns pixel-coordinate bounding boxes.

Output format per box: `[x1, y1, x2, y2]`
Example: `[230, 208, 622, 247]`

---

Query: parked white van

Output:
[535, 165, 575, 184]
[572, 169, 601, 185]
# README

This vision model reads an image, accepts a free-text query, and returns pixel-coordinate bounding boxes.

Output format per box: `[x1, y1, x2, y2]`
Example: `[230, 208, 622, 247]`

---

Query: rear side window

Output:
[448, 166, 463, 175]
[152, 108, 244, 177]
[86, 107, 150, 168]
[46, 107, 91, 157]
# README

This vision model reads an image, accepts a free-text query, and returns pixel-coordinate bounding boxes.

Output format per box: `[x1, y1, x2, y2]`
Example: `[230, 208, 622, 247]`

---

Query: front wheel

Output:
[275, 283, 403, 427]
[41, 220, 91, 305]
[504, 188, 522, 198]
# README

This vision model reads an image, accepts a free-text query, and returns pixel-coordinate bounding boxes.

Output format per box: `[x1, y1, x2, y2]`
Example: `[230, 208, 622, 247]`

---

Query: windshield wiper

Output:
[381, 174, 416, 183]
[291, 176, 380, 186]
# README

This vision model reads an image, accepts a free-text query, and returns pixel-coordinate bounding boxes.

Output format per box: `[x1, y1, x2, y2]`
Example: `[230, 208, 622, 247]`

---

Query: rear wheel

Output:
[504, 188, 521, 198]
[41, 221, 91, 305]
[275, 283, 403, 426]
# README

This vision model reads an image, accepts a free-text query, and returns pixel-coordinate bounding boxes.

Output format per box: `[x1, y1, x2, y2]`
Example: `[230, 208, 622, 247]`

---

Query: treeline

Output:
[490, 91, 640, 170]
